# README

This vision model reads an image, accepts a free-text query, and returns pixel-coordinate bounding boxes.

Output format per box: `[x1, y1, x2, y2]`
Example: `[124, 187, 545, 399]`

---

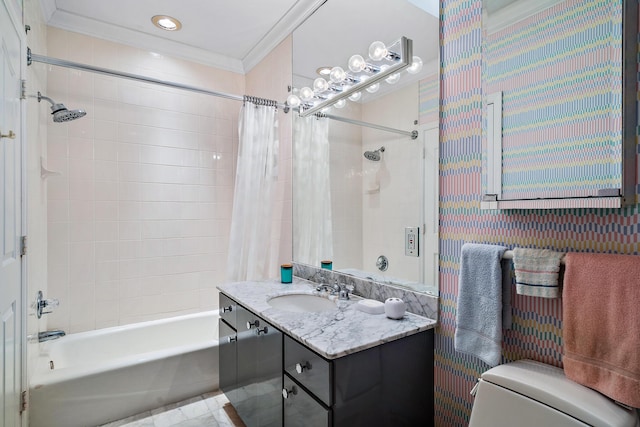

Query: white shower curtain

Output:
[293, 114, 333, 266]
[227, 99, 279, 282]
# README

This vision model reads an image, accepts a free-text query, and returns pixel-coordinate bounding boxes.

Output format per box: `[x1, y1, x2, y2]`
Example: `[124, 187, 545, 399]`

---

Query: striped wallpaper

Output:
[484, 0, 622, 200]
[432, 0, 640, 425]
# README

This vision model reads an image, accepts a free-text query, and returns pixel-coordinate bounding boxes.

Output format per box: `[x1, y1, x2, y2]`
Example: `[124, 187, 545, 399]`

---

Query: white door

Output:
[0, 0, 24, 425]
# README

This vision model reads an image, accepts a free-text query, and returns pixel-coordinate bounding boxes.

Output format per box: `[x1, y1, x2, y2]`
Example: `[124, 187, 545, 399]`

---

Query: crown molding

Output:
[242, 0, 326, 73]
[39, 0, 56, 22]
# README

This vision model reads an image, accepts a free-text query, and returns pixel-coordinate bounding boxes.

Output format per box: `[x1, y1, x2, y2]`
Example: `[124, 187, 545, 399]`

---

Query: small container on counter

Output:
[321, 260, 333, 270]
[280, 264, 293, 283]
[384, 297, 406, 319]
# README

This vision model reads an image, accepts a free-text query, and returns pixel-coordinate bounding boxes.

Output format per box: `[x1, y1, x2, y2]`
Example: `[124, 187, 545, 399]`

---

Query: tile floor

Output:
[98, 391, 238, 427]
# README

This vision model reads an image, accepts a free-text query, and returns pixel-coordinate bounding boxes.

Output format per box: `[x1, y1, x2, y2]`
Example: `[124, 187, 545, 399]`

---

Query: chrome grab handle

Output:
[295, 361, 311, 374]
[282, 386, 297, 399]
[246, 320, 259, 330]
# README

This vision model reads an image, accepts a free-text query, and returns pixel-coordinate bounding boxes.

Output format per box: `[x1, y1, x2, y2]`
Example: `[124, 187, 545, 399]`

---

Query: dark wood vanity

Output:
[218, 291, 434, 427]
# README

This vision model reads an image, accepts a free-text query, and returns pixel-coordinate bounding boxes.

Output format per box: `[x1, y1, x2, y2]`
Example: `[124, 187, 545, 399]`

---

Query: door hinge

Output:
[20, 390, 27, 413]
[20, 236, 27, 257]
[21, 80, 27, 100]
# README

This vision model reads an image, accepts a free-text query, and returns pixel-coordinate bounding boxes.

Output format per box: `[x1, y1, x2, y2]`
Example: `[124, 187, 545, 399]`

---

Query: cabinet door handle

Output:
[222, 306, 233, 313]
[227, 336, 237, 343]
[282, 386, 297, 399]
[257, 326, 268, 335]
[295, 361, 311, 374]
[246, 320, 260, 330]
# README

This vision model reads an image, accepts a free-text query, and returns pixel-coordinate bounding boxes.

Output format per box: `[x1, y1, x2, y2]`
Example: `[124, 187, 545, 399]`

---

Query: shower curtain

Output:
[293, 114, 333, 266]
[227, 99, 279, 281]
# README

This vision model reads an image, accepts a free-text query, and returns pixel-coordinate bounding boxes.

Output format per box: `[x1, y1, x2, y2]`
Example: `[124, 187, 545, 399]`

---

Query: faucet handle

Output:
[35, 291, 60, 319]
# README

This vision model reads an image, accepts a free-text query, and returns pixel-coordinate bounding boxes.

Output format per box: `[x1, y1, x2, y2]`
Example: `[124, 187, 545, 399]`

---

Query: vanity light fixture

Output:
[152, 15, 182, 31]
[288, 36, 421, 117]
[316, 66, 332, 76]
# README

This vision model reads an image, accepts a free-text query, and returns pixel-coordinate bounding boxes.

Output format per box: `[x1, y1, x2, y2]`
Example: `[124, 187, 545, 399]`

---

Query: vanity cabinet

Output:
[219, 295, 282, 427]
[284, 333, 434, 427]
[219, 293, 435, 427]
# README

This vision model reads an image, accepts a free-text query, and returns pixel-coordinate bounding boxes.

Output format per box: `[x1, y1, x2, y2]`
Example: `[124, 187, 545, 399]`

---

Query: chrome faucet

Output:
[316, 279, 340, 294]
[316, 279, 351, 300]
[38, 330, 66, 342]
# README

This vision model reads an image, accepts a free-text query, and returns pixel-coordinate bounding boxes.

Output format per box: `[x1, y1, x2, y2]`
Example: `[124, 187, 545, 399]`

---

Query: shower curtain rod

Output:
[317, 112, 419, 140]
[28, 51, 418, 139]
[28, 51, 287, 109]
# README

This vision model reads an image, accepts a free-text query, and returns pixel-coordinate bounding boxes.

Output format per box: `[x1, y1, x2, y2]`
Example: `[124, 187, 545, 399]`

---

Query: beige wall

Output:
[44, 27, 245, 332]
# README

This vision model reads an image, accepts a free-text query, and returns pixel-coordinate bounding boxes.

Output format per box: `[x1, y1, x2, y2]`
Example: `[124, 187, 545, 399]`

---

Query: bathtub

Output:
[29, 310, 219, 427]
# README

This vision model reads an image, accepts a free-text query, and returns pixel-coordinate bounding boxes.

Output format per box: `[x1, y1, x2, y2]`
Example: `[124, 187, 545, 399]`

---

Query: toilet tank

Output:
[468, 360, 639, 427]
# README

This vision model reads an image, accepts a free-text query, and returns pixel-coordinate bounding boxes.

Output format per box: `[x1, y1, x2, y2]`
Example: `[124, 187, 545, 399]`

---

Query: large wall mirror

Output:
[291, 0, 440, 296]
[481, 0, 637, 210]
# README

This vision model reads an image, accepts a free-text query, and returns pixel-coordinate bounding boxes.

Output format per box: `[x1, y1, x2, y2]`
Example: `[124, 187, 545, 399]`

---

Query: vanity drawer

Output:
[284, 374, 331, 427]
[284, 335, 331, 406]
[219, 293, 237, 329]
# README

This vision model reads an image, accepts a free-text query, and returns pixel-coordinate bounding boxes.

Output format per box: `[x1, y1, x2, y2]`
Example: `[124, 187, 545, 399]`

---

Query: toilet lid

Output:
[481, 360, 638, 427]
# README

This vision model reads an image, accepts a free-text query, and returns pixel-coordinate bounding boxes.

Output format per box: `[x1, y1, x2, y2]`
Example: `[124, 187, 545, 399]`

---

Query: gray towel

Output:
[455, 243, 508, 367]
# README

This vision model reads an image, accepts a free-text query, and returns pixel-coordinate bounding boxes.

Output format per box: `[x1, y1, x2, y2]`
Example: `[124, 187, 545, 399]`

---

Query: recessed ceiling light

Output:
[152, 15, 182, 31]
[316, 66, 332, 76]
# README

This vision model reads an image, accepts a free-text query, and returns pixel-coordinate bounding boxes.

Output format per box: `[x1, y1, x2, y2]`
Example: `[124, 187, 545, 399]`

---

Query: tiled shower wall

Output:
[45, 27, 245, 333]
[434, 0, 640, 425]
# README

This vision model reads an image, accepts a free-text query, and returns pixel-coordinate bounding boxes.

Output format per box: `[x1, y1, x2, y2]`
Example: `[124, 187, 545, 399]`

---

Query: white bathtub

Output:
[30, 310, 219, 427]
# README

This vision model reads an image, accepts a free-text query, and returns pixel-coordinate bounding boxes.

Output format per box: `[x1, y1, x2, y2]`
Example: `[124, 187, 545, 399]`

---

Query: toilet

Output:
[468, 359, 639, 427]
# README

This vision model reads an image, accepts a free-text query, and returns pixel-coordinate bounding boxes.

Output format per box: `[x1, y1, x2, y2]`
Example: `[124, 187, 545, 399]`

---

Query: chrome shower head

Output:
[363, 146, 385, 161]
[37, 92, 87, 123]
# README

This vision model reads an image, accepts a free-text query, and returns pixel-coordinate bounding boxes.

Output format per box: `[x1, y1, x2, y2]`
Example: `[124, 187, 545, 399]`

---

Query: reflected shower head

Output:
[363, 146, 385, 161]
[37, 92, 87, 123]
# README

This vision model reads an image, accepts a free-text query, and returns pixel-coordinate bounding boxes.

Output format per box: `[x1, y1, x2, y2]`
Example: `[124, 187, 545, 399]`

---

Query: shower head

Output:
[37, 92, 87, 123]
[363, 146, 385, 161]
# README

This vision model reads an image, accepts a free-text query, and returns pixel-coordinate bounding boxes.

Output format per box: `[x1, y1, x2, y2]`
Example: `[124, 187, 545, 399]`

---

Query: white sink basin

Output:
[267, 293, 337, 313]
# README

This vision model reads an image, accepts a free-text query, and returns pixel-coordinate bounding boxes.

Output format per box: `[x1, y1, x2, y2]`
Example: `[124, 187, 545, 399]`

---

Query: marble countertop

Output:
[217, 278, 437, 360]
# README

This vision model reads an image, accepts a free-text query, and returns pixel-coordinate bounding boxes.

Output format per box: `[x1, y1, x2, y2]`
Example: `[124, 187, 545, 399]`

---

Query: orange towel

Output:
[562, 252, 640, 408]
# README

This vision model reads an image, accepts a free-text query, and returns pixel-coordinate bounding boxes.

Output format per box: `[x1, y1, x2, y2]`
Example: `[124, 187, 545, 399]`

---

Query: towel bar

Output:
[502, 250, 566, 265]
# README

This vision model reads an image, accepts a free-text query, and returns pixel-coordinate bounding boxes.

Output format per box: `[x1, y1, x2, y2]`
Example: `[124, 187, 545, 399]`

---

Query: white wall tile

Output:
[45, 28, 253, 332]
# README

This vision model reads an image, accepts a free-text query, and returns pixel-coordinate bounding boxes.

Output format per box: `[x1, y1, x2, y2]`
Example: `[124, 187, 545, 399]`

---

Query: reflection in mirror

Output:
[292, 0, 440, 296]
[481, 0, 636, 207]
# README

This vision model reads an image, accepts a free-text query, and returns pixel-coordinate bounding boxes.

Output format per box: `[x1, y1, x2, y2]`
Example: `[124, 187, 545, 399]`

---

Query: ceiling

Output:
[38, 0, 326, 74]
[38, 0, 440, 96]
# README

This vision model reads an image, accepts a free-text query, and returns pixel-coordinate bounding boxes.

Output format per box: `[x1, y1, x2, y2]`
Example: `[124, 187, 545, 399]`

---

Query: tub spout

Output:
[38, 330, 66, 342]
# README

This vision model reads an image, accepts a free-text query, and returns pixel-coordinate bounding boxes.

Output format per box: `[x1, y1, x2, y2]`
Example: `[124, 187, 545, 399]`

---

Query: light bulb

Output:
[348, 92, 362, 102]
[368, 41, 387, 61]
[329, 66, 346, 83]
[386, 73, 400, 84]
[300, 87, 314, 102]
[348, 54, 366, 73]
[286, 94, 301, 107]
[407, 56, 423, 74]
[334, 99, 346, 109]
[380, 65, 400, 84]
[366, 83, 380, 93]
[313, 77, 329, 93]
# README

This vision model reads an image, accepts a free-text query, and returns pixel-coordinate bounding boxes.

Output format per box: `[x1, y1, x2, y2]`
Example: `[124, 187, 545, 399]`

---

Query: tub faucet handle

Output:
[35, 290, 60, 319]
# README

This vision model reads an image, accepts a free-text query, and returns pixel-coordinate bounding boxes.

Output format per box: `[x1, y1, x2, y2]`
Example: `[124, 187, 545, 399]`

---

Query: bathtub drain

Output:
[49, 360, 54, 370]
